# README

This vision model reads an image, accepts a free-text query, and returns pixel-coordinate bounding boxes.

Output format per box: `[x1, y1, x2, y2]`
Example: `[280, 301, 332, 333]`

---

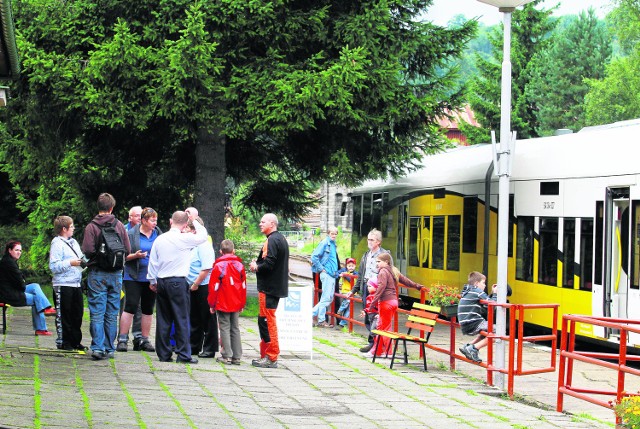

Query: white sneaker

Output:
[362, 351, 375, 358]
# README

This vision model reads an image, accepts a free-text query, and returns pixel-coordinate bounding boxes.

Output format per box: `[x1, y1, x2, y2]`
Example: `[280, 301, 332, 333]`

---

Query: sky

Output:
[427, 0, 614, 26]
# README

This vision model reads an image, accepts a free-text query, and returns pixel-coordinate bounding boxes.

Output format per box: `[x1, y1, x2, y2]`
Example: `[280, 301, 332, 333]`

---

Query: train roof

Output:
[354, 119, 640, 194]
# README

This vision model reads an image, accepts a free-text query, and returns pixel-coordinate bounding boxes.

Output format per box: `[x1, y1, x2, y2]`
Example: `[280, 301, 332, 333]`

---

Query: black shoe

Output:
[116, 341, 128, 352]
[176, 357, 198, 364]
[198, 352, 216, 358]
[359, 344, 373, 353]
[58, 344, 74, 351]
[75, 344, 88, 351]
[91, 350, 106, 360]
[139, 341, 155, 352]
[159, 357, 174, 363]
[132, 338, 141, 351]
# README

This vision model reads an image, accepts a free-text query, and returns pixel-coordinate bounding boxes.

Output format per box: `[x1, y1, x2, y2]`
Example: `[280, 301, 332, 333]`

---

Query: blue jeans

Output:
[24, 283, 51, 331]
[312, 271, 335, 323]
[87, 270, 122, 353]
[336, 299, 351, 326]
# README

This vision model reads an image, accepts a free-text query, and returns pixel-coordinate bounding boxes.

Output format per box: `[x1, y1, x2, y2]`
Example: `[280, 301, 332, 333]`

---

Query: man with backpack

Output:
[82, 193, 131, 360]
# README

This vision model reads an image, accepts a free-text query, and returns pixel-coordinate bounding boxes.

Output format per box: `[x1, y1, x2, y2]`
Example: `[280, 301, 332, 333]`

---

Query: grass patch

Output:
[33, 355, 41, 429]
[74, 362, 93, 428]
[110, 359, 146, 428]
[241, 296, 258, 318]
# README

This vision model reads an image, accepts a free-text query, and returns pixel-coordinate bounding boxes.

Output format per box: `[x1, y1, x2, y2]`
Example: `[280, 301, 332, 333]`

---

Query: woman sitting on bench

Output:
[0, 240, 56, 335]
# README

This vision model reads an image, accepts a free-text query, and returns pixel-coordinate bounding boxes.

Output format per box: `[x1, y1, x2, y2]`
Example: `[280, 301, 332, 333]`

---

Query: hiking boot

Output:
[116, 341, 128, 352]
[251, 357, 277, 368]
[459, 344, 473, 361]
[139, 341, 155, 352]
[469, 345, 482, 363]
[359, 343, 373, 353]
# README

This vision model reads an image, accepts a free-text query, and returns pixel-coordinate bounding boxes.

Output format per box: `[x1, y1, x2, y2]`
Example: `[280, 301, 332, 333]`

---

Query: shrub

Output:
[426, 283, 461, 307]
[615, 395, 640, 429]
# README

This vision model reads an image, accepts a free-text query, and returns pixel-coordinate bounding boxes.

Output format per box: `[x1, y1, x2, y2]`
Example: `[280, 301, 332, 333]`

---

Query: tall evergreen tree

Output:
[462, 0, 555, 144]
[527, 10, 612, 135]
[0, 0, 476, 268]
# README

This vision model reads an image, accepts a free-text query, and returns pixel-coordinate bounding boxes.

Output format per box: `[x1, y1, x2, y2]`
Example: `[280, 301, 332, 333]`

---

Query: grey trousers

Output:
[217, 311, 242, 359]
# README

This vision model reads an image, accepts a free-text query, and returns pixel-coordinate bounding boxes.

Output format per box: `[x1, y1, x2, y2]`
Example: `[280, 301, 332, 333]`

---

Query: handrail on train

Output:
[557, 314, 640, 425]
[314, 279, 559, 399]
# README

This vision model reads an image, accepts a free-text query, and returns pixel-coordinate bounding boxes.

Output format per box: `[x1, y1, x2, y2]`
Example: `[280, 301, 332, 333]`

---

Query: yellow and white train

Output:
[350, 119, 640, 346]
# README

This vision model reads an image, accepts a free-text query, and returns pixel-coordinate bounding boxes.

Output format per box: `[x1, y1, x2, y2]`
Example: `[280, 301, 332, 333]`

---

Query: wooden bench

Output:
[0, 302, 8, 334]
[371, 302, 441, 371]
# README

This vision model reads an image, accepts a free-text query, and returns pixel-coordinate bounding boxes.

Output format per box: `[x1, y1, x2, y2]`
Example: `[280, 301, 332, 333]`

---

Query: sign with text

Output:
[276, 283, 313, 358]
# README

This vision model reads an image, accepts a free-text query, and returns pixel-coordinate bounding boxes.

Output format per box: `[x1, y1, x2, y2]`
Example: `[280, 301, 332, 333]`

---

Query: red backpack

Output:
[209, 259, 246, 312]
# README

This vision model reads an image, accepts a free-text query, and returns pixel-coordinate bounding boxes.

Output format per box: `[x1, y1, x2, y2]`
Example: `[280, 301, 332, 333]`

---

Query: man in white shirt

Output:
[147, 211, 207, 364]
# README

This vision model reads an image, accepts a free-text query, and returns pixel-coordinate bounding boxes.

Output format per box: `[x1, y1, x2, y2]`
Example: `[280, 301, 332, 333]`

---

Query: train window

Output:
[447, 216, 461, 271]
[432, 217, 445, 269]
[580, 219, 594, 291]
[409, 217, 420, 267]
[509, 195, 515, 258]
[516, 216, 534, 282]
[372, 193, 383, 230]
[463, 197, 477, 253]
[540, 182, 560, 195]
[563, 219, 575, 289]
[351, 195, 362, 240]
[422, 217, 431, 268]
[362, 194, 372, 236]
[539, 217, 559, 286]
[595, 201, 604, 286]
[633, 203, 640, 290]
[334, 193, 343, 218]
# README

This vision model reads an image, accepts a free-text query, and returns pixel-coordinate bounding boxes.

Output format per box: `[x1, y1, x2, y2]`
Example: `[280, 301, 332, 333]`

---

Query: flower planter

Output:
[440, 304, 458, 318]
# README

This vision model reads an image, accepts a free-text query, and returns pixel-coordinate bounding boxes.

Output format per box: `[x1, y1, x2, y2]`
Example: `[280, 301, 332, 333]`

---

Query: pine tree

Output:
[527, 10, 612, 135]
[462, 0, 555, 143]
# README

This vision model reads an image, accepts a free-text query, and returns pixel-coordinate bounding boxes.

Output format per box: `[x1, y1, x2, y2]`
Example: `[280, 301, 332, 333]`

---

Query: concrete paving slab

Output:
[0, 305, 623, 428]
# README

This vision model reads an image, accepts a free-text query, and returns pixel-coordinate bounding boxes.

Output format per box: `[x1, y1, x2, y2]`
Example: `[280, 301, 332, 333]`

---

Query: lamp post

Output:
[477, 0, 534, 389]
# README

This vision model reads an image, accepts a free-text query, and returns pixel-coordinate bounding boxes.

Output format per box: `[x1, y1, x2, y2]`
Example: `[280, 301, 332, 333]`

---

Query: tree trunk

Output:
[194, 124, 226, 254]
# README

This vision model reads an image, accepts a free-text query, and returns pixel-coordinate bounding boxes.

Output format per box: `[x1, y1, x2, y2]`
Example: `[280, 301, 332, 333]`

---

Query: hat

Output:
[367, 276, 378, 289]
[346, 257, 356, 265]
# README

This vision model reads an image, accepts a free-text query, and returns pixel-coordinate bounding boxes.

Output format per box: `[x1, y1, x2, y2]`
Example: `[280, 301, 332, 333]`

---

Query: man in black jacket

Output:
[249, 213, 289, 368]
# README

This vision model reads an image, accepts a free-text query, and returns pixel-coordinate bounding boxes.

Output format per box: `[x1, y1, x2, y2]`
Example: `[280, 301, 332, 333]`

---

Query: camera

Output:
[80, 256, 89, 269]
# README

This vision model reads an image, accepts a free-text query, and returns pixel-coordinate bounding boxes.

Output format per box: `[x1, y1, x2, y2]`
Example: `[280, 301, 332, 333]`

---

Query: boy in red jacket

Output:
[208, 239, 247, 365]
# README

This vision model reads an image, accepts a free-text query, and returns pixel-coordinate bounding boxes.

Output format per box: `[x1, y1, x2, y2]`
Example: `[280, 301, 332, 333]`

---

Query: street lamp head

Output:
[477, 0, 535, 11]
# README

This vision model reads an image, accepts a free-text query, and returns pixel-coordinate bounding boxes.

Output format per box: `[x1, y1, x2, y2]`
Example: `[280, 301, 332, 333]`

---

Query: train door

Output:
[395, 202, 409, 273]
[600, 187, 631, 341]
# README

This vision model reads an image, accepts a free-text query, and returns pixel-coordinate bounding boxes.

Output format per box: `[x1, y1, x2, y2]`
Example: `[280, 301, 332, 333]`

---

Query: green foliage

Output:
[2, 0, 477, 262]
[527, 10, 612, 134]
[464, 1, 556, 143]
[584, 0, 640, 125]
[241, 296, 259, 318]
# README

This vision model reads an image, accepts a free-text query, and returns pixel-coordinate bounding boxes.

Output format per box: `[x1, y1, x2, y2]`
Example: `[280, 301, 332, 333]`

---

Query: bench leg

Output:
[421, 343, 427, 371]
[390, 340, 401, 369]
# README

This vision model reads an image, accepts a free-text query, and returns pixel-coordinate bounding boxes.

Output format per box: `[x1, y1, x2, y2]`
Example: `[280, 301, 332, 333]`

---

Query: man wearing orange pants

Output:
[249, 213, 289, 369]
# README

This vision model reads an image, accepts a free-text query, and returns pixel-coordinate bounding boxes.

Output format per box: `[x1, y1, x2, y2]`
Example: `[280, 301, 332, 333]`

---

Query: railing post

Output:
[557, 316, 568, 412]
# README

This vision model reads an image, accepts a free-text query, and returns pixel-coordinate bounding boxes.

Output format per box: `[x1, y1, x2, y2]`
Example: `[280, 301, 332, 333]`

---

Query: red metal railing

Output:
[313, 280, 558, 399]
[557, 314, 640, 424]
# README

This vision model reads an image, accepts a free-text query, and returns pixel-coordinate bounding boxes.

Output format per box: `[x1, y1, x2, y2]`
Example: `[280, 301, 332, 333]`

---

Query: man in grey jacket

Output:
[347, 229, 388, 353]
